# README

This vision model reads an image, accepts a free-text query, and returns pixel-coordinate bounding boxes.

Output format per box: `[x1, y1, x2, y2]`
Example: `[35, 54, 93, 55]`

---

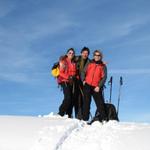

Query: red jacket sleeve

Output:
[59, 60, 69, 80]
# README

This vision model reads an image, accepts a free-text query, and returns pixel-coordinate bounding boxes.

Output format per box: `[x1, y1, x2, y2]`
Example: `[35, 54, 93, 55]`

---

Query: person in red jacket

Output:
[82, 50, 107, 122]
[58, 48, 79, 117]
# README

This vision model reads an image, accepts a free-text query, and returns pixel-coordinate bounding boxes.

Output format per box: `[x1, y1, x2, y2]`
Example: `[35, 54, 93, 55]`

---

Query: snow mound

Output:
[0, 114, 150, 150]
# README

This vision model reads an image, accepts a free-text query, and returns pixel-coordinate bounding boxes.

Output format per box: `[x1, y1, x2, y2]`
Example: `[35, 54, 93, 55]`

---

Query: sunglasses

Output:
[94, 54, 101, 56]
[68, 52, 74, 55]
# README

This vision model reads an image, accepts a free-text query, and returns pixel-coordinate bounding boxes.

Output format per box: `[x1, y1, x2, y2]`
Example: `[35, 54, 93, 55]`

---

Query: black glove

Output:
[68, 76, 76, 82]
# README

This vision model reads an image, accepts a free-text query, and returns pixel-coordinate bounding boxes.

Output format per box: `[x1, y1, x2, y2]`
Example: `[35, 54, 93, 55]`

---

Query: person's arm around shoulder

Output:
[59, 56, 69, 80]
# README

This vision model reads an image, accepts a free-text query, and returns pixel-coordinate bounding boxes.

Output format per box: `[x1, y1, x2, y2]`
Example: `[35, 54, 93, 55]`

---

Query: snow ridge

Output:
[56, 120, 84, 150]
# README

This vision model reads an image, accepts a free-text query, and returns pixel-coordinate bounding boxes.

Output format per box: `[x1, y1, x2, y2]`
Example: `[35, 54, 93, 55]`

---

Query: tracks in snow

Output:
[31, 116, 120, 150]
[31, 117, 85, 150]
[55, 120, 85, 150]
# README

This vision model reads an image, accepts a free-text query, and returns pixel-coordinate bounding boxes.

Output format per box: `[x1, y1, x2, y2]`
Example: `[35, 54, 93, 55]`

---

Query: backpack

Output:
[51, 62, 60, 77]
[51, 56, 68, 83]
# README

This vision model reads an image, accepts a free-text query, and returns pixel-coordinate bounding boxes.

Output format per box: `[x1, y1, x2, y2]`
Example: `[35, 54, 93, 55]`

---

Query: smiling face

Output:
[81, 50, 89, 60]
[67, 50, 75, 60]
[93, 52, 102, 61]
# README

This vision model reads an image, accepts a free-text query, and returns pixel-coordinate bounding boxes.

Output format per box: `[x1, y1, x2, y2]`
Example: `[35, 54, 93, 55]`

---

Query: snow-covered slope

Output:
[0, 114, 150, 150]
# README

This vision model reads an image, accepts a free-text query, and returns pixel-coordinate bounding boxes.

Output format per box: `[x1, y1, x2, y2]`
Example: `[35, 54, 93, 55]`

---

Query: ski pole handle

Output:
[108, 76, 113, 103]
[108, 76, 113, 85]
[120, 76, 123, 86]
[117, 76, 123, 116]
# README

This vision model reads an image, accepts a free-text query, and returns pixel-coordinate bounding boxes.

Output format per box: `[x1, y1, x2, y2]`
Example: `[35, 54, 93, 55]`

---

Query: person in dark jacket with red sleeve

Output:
[58, 48, 79, 117]
[82, 50, 107, 122]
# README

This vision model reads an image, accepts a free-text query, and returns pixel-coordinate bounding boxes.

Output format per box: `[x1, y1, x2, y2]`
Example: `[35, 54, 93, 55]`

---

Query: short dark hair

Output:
[81, 47, 90, 55]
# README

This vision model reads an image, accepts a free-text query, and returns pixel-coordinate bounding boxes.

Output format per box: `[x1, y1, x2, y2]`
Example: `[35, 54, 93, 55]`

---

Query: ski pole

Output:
[108, 76, 113, 103]
[117, 76, 123, 116]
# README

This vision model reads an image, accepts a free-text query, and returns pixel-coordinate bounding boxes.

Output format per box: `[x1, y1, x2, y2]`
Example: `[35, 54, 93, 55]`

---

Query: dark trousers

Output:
[66, 80, 80, 118]
[82, 83, 107, 121]
[77, 81, 84, 119]
[58, 82, 79, 118]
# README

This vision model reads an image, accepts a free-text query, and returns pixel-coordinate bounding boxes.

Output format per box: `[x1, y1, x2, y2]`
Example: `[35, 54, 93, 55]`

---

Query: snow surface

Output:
[0, 113, 150, 150]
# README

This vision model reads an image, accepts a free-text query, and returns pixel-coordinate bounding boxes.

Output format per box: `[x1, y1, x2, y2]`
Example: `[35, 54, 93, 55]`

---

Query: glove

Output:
[68, 76, 76, 82]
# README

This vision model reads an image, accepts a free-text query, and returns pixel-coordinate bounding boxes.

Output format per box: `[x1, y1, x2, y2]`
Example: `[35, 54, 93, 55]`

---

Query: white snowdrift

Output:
[0, 114, 150, 150]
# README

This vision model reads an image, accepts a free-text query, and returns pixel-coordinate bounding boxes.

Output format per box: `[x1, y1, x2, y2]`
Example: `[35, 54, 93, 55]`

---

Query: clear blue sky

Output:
[0, 0, 150, 122]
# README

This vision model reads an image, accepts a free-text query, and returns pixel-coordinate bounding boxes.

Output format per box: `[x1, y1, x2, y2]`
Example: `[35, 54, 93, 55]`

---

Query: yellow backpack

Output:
[51, 62, 60, 77]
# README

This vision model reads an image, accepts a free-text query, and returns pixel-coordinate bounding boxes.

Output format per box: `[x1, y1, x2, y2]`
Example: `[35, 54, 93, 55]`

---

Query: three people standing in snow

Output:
[52, 47, 107, 122]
